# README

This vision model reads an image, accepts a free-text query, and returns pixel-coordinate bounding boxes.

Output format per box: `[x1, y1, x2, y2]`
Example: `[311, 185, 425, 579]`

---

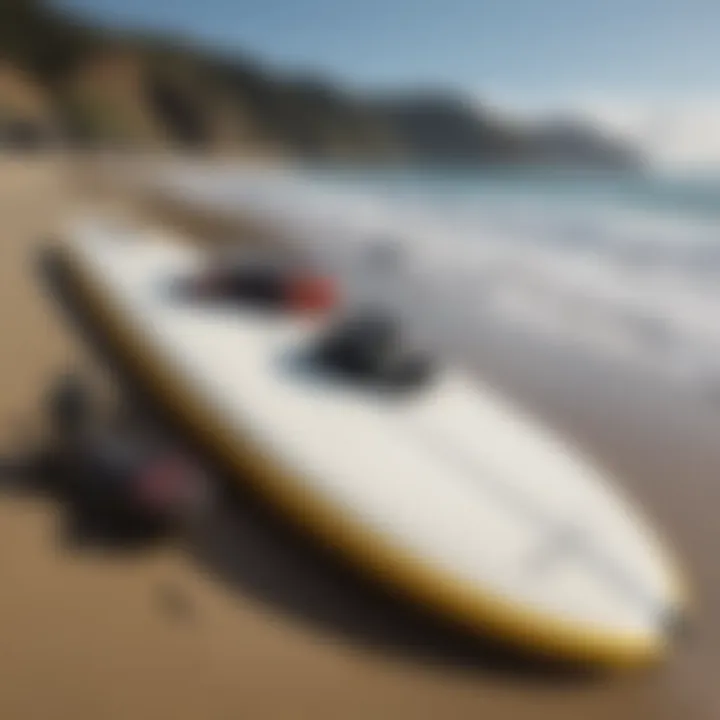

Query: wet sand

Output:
[0, 156, 717, 719]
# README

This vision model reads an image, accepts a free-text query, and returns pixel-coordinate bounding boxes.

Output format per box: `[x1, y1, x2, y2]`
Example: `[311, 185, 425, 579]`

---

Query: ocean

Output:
[152, 162, 720, 402]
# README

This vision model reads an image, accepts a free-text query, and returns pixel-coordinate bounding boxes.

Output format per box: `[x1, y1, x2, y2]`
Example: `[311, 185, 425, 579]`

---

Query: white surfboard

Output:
[54, 221, 687, 667]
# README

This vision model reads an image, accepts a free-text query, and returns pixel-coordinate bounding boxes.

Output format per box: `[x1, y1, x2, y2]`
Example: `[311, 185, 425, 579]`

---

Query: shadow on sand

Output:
[0, 242, 607, 683]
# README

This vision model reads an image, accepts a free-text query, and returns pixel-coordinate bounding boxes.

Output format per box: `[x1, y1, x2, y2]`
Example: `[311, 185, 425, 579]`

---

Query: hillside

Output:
[0, 0, 641, 167]
[373, 93, 529, 164]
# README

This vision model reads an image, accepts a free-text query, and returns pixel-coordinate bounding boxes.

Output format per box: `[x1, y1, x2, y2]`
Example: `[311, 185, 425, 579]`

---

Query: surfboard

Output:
[53, 220, 687, 668]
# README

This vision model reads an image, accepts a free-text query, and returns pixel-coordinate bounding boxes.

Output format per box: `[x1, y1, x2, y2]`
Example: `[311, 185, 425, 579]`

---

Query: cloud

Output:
[576, 98, 720, 168]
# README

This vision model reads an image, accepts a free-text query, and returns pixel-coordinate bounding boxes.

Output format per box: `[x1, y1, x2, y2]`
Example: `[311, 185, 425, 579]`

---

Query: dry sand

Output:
[0, 156, 717, 720]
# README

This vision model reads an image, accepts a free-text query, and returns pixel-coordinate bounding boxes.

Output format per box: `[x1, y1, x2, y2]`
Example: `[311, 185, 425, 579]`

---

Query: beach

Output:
[0, 157, 718, 720]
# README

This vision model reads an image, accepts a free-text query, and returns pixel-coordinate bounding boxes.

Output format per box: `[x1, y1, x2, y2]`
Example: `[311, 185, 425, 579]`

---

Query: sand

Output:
[0, 155, 717, 720]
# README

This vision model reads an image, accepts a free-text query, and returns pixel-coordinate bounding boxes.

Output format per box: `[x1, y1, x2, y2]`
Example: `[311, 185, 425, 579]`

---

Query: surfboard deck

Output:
[52, 220, 687, 668]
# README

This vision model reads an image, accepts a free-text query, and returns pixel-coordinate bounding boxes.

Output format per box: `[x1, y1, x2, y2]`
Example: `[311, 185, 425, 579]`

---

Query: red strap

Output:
[284, 275, 338, 314]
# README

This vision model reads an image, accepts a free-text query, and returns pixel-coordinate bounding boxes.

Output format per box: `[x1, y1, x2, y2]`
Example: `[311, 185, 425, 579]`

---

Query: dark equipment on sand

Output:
[42, 375, 213, 533]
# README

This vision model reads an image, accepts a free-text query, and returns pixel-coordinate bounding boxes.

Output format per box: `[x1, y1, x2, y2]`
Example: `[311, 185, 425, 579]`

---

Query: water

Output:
[151, 162, 720, 400]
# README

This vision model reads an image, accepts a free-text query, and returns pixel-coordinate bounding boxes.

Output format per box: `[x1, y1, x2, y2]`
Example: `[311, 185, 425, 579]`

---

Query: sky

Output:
[54, 0, 720, 165]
